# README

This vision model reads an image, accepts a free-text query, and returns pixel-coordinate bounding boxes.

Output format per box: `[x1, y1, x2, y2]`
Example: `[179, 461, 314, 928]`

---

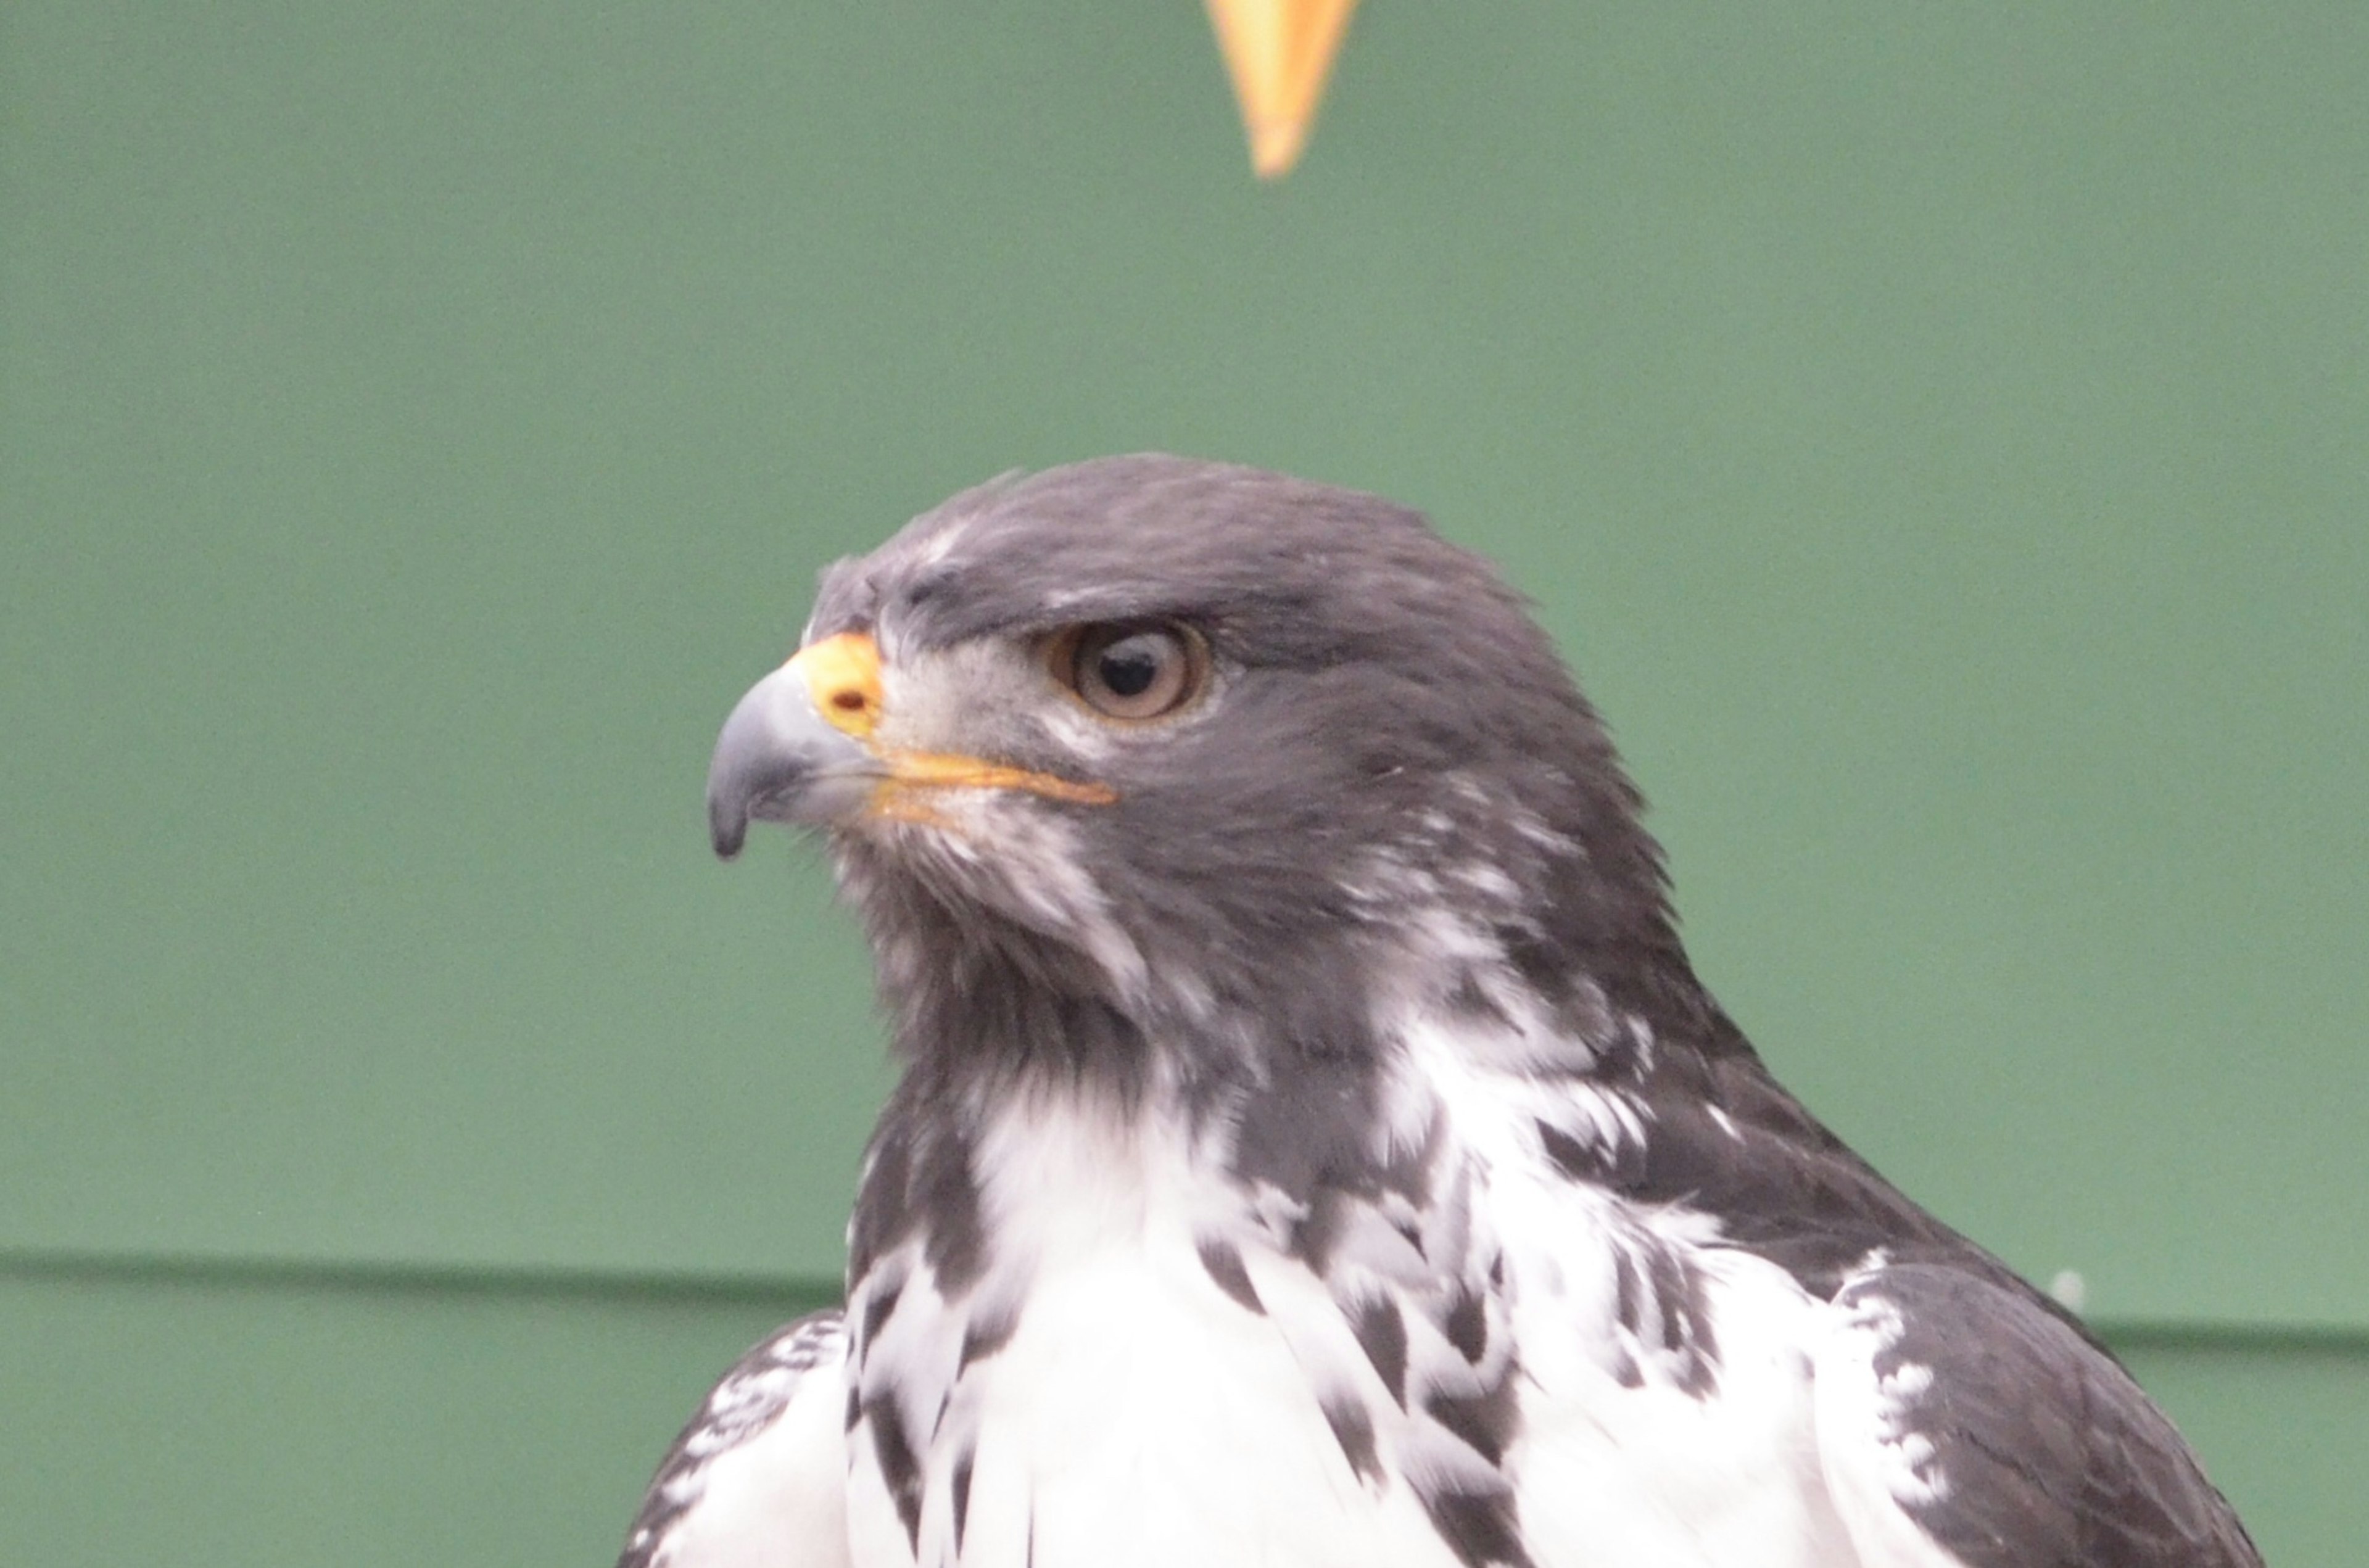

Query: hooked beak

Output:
[705, 633, 888, 858]
[705, 630, 1121, 860]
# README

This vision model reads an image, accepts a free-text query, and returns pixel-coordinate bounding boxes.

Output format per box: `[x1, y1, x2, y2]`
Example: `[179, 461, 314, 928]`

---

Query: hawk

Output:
[620, 456, 2259, 1568]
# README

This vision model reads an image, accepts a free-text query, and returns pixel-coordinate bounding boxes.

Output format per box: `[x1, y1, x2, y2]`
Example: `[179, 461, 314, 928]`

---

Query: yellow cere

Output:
[788, 631, 885, 740]
[789, 629, 1118, 809]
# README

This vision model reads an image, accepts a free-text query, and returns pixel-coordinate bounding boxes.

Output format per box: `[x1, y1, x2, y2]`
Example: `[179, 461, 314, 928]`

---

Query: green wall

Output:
[2, 2, 2360, 1562]
[2, 1263, 2362, 1567]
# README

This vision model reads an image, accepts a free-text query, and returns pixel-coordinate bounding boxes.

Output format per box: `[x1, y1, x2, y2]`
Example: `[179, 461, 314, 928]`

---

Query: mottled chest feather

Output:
[835, 1001, 1858, 1568]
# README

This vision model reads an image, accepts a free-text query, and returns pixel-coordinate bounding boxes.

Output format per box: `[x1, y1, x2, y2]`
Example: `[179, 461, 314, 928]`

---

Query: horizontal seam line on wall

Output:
[0, 1244, 838, 1308]
[4, 1244, 2364, 1350]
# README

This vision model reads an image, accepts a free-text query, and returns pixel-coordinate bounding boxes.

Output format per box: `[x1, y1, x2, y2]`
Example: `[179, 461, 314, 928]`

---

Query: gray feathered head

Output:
[708, 456, 1688, 1089]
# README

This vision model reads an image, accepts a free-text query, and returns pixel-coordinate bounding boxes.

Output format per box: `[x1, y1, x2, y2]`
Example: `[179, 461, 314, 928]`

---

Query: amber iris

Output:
[1051, 622, 1209, 721]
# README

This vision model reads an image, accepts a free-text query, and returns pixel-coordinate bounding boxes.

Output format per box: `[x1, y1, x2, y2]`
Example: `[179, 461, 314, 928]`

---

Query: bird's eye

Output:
[1050, 621, 1208, 721]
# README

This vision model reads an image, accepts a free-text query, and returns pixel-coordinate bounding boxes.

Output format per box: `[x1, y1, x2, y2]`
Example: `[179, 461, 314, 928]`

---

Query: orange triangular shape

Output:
[1205, 0, 1362, 179]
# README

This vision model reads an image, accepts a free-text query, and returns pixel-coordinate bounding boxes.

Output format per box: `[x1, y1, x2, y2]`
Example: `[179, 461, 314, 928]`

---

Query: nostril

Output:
[830, 690, 868, 714]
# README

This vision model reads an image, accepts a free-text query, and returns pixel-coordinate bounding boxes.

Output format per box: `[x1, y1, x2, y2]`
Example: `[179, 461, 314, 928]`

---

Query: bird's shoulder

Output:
[1489, 1020, 2260, 1568]
[1812, 1260, 2260, 1568]
[618, 1308, 852, 1568]
[1603, 1024, 1992, 1295]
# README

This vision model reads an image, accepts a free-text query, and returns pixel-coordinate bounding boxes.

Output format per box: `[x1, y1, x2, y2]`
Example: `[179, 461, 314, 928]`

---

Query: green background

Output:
[2, 2, 2360, 1562]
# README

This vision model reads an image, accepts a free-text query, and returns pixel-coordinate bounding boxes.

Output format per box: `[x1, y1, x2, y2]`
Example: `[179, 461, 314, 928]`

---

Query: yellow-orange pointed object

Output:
[1206, 0, 1362, 179]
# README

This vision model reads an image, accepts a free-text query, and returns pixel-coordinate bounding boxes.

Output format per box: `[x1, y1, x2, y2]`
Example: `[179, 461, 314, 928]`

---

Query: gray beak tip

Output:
[705, 662, 882, 853]
[709, 802, 749, 861]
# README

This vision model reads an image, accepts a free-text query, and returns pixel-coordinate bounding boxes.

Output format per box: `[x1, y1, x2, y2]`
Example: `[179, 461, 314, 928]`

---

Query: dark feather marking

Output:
[1352, 1296, 1409, 1407]
[959, 1304, 1020, 1372]
[1289, 1189, 1348, 1269]
[1442, 1283, 1488, 1363]
[1321, 1394, 1383, 1484]
[1422, 1487, 1536, 1568]
[846, 1126, 912, 1280]
[1674, 1302, 1719, 1398]
[849, 1110, 986, 1295]
[1197, 1237, 1265, 1314]
[1424, 1369, 1520, 1466]
[1594, 1103, 1652, 1190]
[1591, 1010, 1649, 1080]
[1611, 1247, 1642, 1335]
[1250, 1071, 1444, 1273]
[843, 1385, 862, 1434]
[1606, 1231, 1721, 1396]
[860, 1279, 903, 1347]
[1647, 1245, 1691, 1353]
[916, 1150, 985, 1293]
[1536, 1118, 1598, 1182]
[1233, 1046, 1396, 1269]
[951, 1448, 975, 1553]
[866, 1392, 924, 1550]
[1663, 1247, 1720, 1397]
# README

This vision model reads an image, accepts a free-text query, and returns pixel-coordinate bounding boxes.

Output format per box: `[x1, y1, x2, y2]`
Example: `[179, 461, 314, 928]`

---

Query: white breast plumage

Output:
[832, 1023, 1887, 1568]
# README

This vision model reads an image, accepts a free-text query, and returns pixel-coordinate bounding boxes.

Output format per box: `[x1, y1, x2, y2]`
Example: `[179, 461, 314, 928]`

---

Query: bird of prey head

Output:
[665, 455, 2260, 1568]
[709, 453, 1690, 1101]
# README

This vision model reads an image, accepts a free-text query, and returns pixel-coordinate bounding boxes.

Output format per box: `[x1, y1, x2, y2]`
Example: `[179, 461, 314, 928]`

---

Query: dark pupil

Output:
[1096, 638, 1162, 698]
